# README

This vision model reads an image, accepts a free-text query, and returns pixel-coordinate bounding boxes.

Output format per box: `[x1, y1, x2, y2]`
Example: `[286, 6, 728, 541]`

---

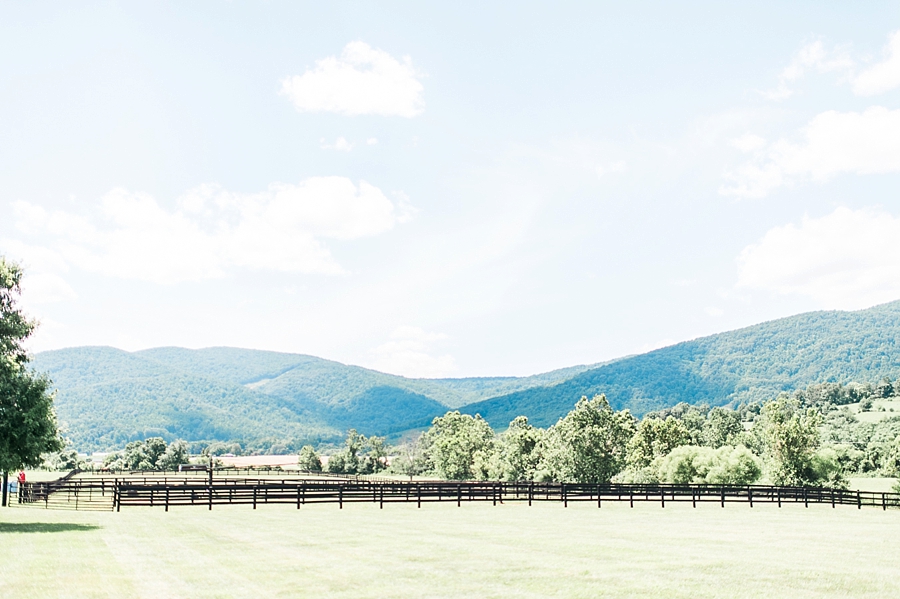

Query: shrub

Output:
[653, 445, 762, 485]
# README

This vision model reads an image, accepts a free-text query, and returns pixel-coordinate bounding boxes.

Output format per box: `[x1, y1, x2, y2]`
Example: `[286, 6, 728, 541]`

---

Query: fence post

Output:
[857, 491, 861, 509]
[563, 484, 567, 508]
[380, 486, 384, 509]
[528, 482, 533, 507]
[777, 487, 781, 508]
[661, 488, 665, 508]
[883, 493, 887, 511]
[253, 486, 257, 510]
[339, 486, 343, 510]
[804, 487, 808, 508]
[721, 487, 725, 508]
[416, 484, 420, 508]
[457, 484, 461, 508]
[165, 487, 169, 512]
[748, 487, 752, 508]
[629, 491, 633, 508]
[831, 489, 835, 508]
[597, 484, 601, 508]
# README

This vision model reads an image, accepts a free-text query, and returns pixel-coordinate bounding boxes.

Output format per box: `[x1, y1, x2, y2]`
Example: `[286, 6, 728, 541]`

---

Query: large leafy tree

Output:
[422, 411, 494, 480]
[757, 396, 821, 485]
[541, 395, 636, 483]
[0, 257, 62, 505]
[625, 415, 691, 469]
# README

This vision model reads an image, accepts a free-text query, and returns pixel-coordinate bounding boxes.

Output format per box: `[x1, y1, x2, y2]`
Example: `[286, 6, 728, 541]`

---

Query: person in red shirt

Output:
[17, 471, 25, 484]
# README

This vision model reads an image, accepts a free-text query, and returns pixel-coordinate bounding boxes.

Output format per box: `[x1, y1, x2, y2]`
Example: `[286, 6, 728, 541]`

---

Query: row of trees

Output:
[102, 437, 190, 471]
[379, 391, 898, 488]
[298, 430, 388, 475]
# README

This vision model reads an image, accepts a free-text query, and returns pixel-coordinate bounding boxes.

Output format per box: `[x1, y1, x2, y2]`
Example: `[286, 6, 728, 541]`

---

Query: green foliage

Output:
[327, 430, 388, 475]
[297, 445, 322, 471]
[0, 257, 63, 474]
[389, 434, 430, 478]
[652, 445, 762, 485]
[42, 448, 86, 471]
[462, 301, 900, 427]
[757, 397, 822, 485]
[32, 346, 593, 452]
[494, 416, 544, 481]
[626, 416, 691, 470]
[104, 437, 187, 471]
[540, 395, 636, 483]
[702, 407, 744, 448]
[157, 440, 189, 471]
[422, 412, 495, 480]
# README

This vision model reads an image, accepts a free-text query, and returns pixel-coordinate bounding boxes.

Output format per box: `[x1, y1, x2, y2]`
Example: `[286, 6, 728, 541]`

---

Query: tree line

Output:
[303, 381, 900, 490]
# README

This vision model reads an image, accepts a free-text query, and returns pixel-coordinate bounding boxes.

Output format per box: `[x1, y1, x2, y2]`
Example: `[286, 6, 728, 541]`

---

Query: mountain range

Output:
[33, 300, 900, 452]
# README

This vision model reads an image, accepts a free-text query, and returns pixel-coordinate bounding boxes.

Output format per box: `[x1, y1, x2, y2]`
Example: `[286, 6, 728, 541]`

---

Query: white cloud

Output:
[5, 177, 412, 285]
[369, 326, 457, 378]
[366, 138, 378, 145]
[280, 41, 424, 117]
[20, 272, 77, 304]
[320, 137, 355, 151]
[853, 30, 900, 96]
[762, 40, 853, 100]
[730, 133, 766, 153]
[721, 107, 900, 198]
[736, 206, 900, 309]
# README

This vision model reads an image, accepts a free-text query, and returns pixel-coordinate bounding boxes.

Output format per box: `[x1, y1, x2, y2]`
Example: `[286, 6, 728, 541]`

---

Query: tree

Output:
[653, 445, 761, 485]
[626, 416, 691, 469]
[328, 429, 367, 474]
[391, 434, 429, 479]
[297, 445, 323, 472]
[422, 411, 494, 480]
[496, 416, 544, 481]
[0, 257, 62, 506]
[366, 436, 388, 473]
[540, 395, 636, 483]
[757, 396, 822, 485]
[702, 407, 744, 448]
[156, 440, 189, 471]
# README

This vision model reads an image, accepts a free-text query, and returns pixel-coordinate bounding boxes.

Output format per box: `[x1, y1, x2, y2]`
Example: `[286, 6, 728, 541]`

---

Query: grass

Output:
[849, 398, 900, 423]
[1, 499, 899, 598]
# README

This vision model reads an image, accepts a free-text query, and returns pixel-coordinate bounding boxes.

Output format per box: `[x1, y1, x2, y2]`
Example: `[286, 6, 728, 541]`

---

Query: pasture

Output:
[1, 499, 899, 598]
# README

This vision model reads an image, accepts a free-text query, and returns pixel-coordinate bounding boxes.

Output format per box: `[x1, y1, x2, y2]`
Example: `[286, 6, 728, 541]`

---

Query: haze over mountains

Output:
[34, 301, 900, 452]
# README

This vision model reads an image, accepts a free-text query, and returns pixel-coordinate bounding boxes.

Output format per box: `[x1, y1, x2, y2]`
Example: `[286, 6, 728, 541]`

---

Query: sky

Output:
[3, 1, 900, 378]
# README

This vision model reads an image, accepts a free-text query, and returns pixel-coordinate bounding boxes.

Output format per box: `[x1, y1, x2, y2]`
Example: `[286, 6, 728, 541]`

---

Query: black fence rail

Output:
[14, 476, 899, 512]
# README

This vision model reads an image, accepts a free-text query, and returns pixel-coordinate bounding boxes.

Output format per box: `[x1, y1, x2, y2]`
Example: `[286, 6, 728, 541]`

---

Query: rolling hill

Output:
[461, 301, 900, 427]
[32, 300, 900, 451]
[33, 346, 600, 451]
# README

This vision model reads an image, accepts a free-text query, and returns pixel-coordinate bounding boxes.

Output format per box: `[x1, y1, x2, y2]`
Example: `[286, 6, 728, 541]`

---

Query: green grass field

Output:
[1, 499, 899, 598]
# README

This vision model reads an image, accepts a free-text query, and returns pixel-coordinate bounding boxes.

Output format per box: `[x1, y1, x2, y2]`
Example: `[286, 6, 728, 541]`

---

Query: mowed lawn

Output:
[1, 499, 898, 599]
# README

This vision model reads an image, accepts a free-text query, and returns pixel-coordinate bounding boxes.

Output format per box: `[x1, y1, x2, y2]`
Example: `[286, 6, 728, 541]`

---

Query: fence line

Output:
[11, 475, 900, 513]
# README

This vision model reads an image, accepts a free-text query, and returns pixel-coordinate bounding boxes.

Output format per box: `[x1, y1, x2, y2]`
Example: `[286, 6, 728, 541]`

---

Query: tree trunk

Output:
[1, 471, 7, 507]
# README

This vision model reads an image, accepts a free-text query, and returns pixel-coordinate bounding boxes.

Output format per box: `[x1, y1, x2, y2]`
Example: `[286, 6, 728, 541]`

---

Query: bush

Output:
[297, 445, 322, 472]
[653, 445, 762, 485]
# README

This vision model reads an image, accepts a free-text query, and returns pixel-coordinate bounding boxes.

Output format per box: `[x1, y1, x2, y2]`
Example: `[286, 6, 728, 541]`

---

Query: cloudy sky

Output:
[3, 2, 900, 378]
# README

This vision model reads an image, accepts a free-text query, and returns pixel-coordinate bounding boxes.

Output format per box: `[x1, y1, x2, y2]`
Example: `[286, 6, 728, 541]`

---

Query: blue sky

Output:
[3, 2, 900, 377]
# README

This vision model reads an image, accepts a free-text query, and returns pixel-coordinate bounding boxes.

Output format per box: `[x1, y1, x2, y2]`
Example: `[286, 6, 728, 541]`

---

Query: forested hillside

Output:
[462, 301, 900, 427]
[33, 300, 900, 451]
[34, 346, 597, 451]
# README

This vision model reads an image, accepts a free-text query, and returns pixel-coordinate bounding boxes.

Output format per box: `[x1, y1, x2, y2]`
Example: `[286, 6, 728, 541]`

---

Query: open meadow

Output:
[1, 500, 899, 599]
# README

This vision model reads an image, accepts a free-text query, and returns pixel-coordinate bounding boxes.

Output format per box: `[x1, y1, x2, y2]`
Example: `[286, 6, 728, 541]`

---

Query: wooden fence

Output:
[11, 474, 900, 513]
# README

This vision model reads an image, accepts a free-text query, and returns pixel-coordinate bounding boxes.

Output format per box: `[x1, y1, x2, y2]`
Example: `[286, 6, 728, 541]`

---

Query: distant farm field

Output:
[1, 500, 899, 598]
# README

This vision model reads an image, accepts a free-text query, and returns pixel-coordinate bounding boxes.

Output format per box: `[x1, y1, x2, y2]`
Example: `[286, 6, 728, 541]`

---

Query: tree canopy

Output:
[0, 257, 62, 476]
